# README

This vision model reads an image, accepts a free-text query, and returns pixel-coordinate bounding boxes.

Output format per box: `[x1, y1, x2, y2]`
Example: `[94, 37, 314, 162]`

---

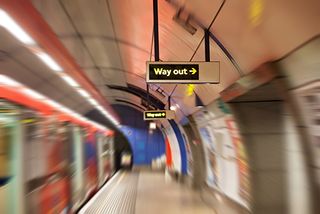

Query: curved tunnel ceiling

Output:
[1, 0, 319, 122]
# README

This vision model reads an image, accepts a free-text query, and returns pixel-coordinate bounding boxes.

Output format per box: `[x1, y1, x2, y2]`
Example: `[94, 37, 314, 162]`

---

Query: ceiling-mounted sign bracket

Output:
[205, 28, 210, 62]
[143, 110, 175, 120]
[145, 0, 160, 111]
[146, 61, 220, 84]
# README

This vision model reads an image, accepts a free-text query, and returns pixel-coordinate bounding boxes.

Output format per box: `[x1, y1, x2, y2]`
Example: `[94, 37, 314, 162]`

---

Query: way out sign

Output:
[146, 61, 220, 84]
[143, 110, 175, 120]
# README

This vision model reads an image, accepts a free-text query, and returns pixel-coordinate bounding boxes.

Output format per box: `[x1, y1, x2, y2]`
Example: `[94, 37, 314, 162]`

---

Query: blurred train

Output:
[0, 78, 115, 214]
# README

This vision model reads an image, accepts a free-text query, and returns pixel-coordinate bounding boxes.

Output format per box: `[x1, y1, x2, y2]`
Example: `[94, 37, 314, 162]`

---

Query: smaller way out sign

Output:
[144, 110, 175, 120]
[146, 61, 220, 84]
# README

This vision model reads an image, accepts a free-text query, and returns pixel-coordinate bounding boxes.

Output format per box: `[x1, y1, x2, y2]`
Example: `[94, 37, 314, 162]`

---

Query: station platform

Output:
[79, 170, 248, 214]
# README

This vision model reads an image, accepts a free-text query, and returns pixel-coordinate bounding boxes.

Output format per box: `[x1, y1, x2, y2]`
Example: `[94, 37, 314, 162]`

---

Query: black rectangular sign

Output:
[144, 111, 166, 120]
[149, 64, 199, 80]
[146, 61, 220, 84]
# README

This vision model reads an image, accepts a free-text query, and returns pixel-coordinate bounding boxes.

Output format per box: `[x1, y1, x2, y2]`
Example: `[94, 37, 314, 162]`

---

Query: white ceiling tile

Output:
[9, 49, 57, 80]
[83, 38, 122, 68]
[0, 58, 44, 89]
[83, 68, 106, 87]
[47, 76, 78, 95]
[100, 68, 127, 86]
[31, 0, 77, 35]
[59, 37, 95, 68]
[0, 30, 25, 52]
[60, 0, 115, 37]
[72, 102, 93, 114]
[36, 82, 66, 101]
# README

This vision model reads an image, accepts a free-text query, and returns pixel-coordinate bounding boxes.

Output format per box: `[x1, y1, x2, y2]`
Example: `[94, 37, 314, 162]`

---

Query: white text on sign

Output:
[153, 68, 197, 76]
[146, 112, 166, 118]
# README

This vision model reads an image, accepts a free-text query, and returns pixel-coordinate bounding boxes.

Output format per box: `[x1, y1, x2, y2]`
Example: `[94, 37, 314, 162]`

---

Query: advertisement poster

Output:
[295, 82, 320, 188]
[179, 125, 193, 176]
[199, 126, 219, 188]
[225, 117, 251, 203]
[183, 134, 193, 176]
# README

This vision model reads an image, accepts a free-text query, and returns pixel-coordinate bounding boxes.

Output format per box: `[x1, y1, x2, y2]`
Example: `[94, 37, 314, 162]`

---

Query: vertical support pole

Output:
[204, 29, 210, 62]
[168, 96, 171, 110]
[148, 0, 160, 110]
[153, 0, 160, 62]
[147, 84, 150, 110]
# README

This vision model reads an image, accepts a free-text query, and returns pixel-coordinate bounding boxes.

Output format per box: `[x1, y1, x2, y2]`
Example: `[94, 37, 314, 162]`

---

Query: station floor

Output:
[79, 170, 248, 214]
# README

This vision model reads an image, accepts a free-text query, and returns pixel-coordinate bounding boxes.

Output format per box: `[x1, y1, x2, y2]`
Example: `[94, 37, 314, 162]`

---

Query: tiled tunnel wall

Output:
[113, 105, 165, 165]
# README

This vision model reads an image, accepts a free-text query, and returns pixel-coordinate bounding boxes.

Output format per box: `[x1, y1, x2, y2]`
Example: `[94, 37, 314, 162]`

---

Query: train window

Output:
[24, 119, 46, 193]
[0, 123, 12, 186]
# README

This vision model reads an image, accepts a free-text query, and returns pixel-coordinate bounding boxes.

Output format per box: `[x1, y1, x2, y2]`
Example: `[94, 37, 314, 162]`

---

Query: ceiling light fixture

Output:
[22, 88, 45, 100]
[170, 105, 177, 111]
[0, 9, 35, 45]
[0, 75, 20, 87]
[46, 99, 62, 109]
[35, 52, 63, 72]
[61, 74, 79, 87]
[149, 122, 157, 130]
[96, 105, 104, 112]
[77, 88, 91, 98]
[88, 98, 98, 106]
